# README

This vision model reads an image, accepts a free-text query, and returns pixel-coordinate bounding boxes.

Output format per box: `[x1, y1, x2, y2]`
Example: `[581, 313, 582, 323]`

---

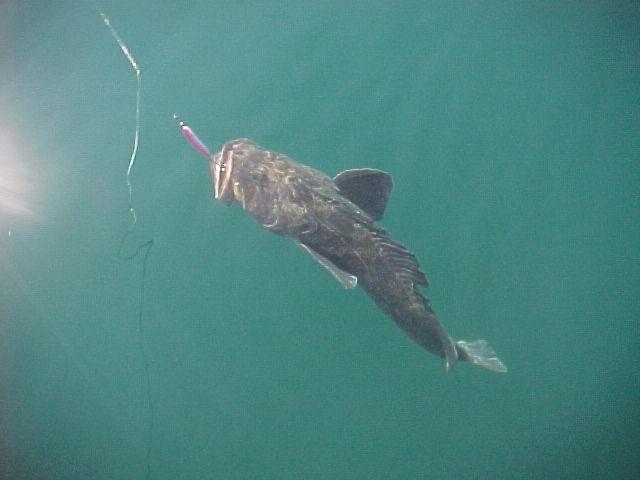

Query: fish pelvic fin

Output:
[453, 339, 507, 373]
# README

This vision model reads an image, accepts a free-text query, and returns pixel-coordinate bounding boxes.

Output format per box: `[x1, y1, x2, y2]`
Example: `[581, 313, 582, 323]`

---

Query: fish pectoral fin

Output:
[298, 243, 358, 289]
[333, 168, 393, 221]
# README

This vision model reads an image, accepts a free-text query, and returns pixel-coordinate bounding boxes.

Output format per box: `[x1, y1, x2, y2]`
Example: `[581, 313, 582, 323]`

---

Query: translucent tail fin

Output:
[454, 339, 507, 373]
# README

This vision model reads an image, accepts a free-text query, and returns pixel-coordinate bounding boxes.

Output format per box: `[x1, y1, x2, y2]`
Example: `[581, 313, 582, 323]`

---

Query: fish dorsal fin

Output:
[333, 168, 393, 221]
[298, 243, 358, 289]
[370, 229, 429, 288]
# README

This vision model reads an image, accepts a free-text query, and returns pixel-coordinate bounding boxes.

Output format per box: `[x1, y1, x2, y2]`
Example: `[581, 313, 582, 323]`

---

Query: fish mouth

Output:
[211, 145, 235, 204]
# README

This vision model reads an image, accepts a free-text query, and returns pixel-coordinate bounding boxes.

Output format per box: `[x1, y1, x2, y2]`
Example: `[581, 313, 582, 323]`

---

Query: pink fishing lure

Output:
[174, 114, 211, 159]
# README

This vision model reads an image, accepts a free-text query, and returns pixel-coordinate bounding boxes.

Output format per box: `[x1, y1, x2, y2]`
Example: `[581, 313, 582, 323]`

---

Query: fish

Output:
[178, 122, 506, 372]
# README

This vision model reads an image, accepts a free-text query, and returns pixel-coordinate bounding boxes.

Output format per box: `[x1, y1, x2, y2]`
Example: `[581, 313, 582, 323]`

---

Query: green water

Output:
[2, 2, 639, 479]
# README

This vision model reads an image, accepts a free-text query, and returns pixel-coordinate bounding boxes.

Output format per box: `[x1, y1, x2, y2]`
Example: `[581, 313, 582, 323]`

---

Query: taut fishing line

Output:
[100, 12, 154, 480]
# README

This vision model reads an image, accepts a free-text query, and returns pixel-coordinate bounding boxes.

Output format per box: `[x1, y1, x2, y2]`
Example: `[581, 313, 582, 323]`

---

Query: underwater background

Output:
[1, 2, 639, 479]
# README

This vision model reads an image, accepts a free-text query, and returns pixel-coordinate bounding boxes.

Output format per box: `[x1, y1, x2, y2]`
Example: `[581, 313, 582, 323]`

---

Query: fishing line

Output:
[100, 11, 140, 234]
[100, 12, 154, 480]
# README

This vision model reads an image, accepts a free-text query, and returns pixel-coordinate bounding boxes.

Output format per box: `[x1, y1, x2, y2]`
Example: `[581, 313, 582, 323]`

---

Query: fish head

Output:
[211, 138, 269, 206]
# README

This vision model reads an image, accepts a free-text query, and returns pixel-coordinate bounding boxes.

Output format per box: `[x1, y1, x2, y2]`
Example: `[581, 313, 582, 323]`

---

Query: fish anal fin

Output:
[298, 243, 357, 289]
[333, 168, 393, 221]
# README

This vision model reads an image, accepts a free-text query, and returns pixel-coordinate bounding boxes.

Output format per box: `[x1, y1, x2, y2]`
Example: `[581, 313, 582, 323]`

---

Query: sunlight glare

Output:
[0, 123, 37, 225]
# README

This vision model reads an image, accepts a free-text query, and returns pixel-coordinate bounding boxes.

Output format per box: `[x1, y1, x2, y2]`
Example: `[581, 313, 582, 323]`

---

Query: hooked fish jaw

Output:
[211, 143, 237, 204]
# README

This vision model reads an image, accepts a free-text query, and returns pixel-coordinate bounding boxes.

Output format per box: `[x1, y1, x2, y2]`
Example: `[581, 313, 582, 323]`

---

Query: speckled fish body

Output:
[209, 138, 506, 373]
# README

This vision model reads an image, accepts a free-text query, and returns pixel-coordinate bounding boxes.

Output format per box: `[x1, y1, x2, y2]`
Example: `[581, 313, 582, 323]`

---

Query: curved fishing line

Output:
[121, 238, 154, 480]
[100, 12, 141, 234]
[100, 12, 154, 480]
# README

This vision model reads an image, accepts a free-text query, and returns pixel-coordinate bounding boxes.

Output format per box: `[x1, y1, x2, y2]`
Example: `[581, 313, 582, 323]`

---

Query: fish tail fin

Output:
[453, 339, 507, 373]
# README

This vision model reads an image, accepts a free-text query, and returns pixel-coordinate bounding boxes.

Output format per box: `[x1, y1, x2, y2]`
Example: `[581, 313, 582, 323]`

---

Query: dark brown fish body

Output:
[211, 139, 506, 372]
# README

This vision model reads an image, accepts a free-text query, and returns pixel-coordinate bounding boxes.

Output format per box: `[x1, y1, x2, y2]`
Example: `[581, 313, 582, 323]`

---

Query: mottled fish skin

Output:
[209, 139, 505, 372]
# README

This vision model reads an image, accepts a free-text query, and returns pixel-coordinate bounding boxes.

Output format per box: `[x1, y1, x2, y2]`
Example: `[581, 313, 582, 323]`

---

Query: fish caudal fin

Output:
[454, 339, 507, 373]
